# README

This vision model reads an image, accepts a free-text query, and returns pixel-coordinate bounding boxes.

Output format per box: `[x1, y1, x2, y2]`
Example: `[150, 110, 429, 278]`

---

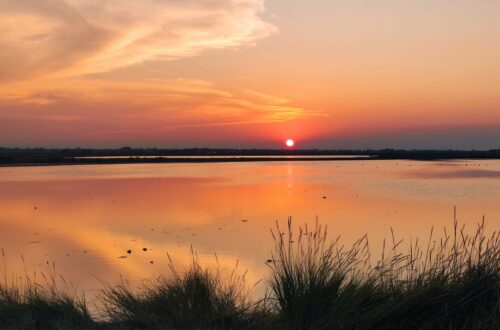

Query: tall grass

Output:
[100, 251, 266, 329]
[0, 253, 93, 329]
[267, 217, 499, 329]
[0, 217, 498, 329]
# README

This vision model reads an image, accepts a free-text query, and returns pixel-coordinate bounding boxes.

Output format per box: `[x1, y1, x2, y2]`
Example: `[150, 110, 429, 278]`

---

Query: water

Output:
[0, 160, 499, 300]
[72, 155, 370, 159]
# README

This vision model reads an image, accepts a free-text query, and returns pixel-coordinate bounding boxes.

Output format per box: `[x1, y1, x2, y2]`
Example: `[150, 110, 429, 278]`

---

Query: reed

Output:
[0, 217, 498, 329]
[0, 252, 93, 329]
[100, 250, 264, 329]
[267, 217, 499, 329]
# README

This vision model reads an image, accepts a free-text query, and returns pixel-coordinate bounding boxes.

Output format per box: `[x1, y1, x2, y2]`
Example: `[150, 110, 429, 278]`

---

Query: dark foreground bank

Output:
[1, 219, 498, 329]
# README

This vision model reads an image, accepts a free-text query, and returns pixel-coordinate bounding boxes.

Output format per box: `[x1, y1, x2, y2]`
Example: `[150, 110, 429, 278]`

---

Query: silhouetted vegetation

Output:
[1, 219, 498, 329]
[1, 147, 499, 166]
[0, 256, 93, 329]
[100, 253, 265, 329]
[267, 219, 499, 329]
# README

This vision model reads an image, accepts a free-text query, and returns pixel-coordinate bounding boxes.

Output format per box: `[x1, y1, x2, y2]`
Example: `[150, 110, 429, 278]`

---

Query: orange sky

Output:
[0, 0, 499, 148]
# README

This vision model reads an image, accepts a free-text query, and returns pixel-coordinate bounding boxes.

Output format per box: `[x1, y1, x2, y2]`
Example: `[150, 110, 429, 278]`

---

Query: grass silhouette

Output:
[0, 218, 498, 329]
[267, 218, 499, 329]
[0, 255, 92, 329]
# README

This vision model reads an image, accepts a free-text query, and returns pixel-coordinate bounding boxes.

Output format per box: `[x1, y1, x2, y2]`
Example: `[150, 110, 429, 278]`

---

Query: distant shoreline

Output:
[1, 156, 500, 168]
[0, 156, 374, 167]
[1, 148, 499, 167]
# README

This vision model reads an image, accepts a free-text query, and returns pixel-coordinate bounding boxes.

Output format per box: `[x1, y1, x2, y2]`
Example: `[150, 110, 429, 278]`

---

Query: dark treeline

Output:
[1, 147, 499, 165]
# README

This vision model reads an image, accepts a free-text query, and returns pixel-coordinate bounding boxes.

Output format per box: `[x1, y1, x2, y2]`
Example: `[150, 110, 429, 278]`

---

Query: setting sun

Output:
[0, 1, 499, 327]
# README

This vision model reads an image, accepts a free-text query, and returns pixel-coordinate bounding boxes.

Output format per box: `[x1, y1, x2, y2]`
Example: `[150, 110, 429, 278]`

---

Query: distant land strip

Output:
[0, 148, 499, 167]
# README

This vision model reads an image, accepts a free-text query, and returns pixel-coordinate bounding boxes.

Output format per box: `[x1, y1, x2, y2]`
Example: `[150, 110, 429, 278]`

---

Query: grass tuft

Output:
[0, 254, 93, 329]
[267, 217, 500, 329]
[101, 250, 262, 329]
[0, 216, 498, 329]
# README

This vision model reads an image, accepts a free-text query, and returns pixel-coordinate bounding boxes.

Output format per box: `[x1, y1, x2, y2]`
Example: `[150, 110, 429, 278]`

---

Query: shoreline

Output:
[1, 155, 500, 168]
[0, 156, 369, 168]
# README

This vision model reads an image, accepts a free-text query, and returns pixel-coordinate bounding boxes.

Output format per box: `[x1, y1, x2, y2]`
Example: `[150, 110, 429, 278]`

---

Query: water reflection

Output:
[406, 169, 500, 179]
[0, 160, 498, 298]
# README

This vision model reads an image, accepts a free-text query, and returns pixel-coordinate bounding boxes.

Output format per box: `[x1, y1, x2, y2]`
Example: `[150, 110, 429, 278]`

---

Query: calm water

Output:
[0, 160, 499, 300]
[73, 155, 369, 159]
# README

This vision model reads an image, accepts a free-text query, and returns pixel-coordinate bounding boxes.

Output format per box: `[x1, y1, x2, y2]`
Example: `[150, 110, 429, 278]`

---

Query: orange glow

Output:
[0, 1, 499, 148]
[1, 161, 499, 299]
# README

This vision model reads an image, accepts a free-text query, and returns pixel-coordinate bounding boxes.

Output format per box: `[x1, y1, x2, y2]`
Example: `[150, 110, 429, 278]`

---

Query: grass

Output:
[0, 256, 93, 329]
[267, 218, 499, 329]
[100, 251, 264, 329]
[0, 218, 498, 329]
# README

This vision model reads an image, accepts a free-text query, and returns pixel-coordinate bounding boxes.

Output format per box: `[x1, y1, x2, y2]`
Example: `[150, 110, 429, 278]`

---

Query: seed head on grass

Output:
[0, 252, 93, 329]
[267, 217, 499, 329]
[101, 249, 260, 329]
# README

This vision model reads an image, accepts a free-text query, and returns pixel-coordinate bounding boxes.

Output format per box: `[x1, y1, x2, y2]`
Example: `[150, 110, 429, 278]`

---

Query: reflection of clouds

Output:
[0, 0, 275, 80]
[2, 161, 499, 300]
[0, 192, 264, 298]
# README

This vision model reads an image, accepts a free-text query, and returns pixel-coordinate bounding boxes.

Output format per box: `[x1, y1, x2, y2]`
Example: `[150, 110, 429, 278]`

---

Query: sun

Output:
[286, 139, 295, 148]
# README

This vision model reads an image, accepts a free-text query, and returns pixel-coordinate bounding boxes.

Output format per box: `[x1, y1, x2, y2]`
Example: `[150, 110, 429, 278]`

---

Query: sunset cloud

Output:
[1, 0, 498, 148]
[0, 77, 319, 145]
[0, 0, 275, 80]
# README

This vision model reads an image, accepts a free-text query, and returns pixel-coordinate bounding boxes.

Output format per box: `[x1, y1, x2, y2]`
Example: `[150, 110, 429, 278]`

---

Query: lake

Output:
[0, 159, 499, 301]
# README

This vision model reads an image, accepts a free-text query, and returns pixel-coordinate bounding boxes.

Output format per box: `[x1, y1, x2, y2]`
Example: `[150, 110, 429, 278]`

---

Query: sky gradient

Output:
[1, 0, 499, 149]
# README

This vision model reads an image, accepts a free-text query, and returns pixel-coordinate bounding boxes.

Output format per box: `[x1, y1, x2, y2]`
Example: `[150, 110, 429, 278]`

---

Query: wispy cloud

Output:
[0, 78, 321, 144]
[0, 1, 327, 146]
[0, 0, 276, 80]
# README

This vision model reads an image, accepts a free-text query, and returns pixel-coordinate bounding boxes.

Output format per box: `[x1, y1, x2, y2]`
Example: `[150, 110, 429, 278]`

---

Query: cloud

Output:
[0, 77, 322, 145]
[0, 0, 275, 80]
